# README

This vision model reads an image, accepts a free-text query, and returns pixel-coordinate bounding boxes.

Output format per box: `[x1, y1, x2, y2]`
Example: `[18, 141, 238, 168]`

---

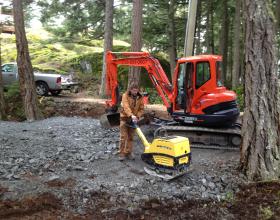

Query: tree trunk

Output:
[194, 0, 202, 54]
[13, 0, 42, 121]
[0, 33, 6, 120]
[99, 0, 114, 97]
[167, 0, 177, 77]
[241, 0, 280, 181]
[276, 0, 280, 30]
[232, 0, 241, 89]
[205, 0, 214, 54]
[240, 0, 246, 86]
[219, 0, 229, 84]
[128, 0, 143, 87]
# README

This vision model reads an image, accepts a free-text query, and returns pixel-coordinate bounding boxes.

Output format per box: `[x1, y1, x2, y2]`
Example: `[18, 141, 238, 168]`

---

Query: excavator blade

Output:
[99, 112, 120, 128]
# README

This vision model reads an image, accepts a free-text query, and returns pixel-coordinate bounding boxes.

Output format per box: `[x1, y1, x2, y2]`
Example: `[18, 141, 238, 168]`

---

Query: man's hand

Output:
[131, 115, 138, 123]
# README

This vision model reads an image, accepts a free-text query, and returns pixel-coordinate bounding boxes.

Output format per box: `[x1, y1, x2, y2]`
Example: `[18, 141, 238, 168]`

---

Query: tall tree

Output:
[13, 0, 42, 121]
[205, 0, 214, 54]
[0, 36, 5, 120]
[99, 0, 114, 97]
[0, 3, 6, 120]
[276, 0, 280, 30]
[241, 0, 280, 180]
[194, 0, 202, 55]
[219, 0, 229, 84]
[167, 0, 177, 75]
[128, 0, 143, 86]
[232, 0, 241, 88]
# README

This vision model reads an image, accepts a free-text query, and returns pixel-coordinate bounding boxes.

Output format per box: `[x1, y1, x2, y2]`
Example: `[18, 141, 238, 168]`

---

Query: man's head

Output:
[128, 82, 139, 96]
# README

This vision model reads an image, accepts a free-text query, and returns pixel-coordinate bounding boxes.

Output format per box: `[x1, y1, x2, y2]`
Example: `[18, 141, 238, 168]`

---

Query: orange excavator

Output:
[101, 51, 241, 149]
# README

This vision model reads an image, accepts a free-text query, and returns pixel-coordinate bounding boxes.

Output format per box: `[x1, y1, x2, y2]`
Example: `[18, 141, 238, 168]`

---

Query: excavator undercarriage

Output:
[100, 112, 241, 150]
[150, 117, 241, 150]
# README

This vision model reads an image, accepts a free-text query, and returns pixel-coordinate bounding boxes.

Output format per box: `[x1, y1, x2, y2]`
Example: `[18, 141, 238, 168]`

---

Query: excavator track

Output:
[151, 119, 241, 150]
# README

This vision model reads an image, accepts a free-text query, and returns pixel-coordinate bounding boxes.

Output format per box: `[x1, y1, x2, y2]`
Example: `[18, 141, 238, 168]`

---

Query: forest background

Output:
[3, 0, 279, 110]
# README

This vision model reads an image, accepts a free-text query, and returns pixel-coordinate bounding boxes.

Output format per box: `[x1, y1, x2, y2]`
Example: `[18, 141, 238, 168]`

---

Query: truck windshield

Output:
[216, 61, 223, 87]
[2, 64, 14, 72]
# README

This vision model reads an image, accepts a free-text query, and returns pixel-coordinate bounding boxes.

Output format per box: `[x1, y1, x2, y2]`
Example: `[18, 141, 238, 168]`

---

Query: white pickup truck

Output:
[1, 63, 63, 96]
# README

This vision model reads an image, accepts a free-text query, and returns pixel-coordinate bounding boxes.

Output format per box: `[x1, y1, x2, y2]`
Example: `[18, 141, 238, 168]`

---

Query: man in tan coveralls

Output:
[119, 83, 144, 161]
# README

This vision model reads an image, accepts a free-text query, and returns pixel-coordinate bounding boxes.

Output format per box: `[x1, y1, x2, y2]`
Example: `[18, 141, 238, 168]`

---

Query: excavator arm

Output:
[105, 51, 173, 112]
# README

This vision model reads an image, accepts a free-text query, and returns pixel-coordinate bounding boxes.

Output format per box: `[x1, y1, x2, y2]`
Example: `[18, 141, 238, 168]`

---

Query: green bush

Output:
[145, 88, 163, 104]
[5, 82, 21, 99]
[233, 86, 244, 111]
[4, 82, 26, 121]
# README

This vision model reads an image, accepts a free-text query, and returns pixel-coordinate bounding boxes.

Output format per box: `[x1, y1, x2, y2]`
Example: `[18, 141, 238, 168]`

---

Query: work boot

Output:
[118, 155, 126, 161]
[127, 153, 135, 160]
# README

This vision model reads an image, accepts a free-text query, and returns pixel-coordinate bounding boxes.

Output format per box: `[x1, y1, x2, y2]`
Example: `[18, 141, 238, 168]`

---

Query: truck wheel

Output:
[50, 90, 61, 96]
[36, 81, 49, 96]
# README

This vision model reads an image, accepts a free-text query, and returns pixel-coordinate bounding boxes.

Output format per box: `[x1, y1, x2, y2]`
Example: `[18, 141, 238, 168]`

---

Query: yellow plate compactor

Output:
[133, 123, 191, 180]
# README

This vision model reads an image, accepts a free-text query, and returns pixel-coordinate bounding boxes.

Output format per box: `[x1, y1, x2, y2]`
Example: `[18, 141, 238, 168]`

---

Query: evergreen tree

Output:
[99, 0, 114, 97]
[128, 0, 143, 86]
[241, 0, 280, 180]
[13, 0, 43, 121]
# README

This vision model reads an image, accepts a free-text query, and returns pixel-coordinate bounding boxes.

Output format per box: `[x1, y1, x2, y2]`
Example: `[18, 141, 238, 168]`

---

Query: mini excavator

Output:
[101, 51, 241, 148]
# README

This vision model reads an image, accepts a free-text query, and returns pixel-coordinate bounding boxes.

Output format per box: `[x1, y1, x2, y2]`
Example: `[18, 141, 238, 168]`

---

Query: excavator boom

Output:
[105, 51, 173, 111]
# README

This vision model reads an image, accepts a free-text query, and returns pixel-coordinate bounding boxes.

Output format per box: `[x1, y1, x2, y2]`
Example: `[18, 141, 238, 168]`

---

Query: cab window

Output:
[178, 63, 186, 89]
[176, 63, 186, 109]
[196, 62, 210, 88]
[216, 61, 223, 87]
[2, 64, 14, 73]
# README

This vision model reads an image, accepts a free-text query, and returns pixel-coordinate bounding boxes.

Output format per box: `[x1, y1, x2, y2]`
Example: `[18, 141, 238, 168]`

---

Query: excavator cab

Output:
[171, 55, 239, 127]
[175, 62, 194, 113]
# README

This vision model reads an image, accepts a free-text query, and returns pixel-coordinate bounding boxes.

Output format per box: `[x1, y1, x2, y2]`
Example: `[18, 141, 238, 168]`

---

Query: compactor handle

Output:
[130, 121, 151, 149]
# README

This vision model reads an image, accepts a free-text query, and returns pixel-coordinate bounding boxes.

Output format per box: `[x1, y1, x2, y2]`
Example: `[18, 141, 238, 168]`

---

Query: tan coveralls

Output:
[119, 91, 144, 156]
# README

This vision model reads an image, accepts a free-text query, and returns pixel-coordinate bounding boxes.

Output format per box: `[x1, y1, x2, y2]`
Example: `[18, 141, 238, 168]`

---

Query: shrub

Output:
[4, 82, 26, 121]
[233, 86, 244, 111]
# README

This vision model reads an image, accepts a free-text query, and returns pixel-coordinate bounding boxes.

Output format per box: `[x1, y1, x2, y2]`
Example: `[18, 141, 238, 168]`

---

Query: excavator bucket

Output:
[99, 112, 120, 128]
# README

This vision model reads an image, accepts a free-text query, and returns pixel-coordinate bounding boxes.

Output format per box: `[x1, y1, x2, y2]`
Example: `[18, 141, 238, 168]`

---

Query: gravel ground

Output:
[0, 117, 246, 215]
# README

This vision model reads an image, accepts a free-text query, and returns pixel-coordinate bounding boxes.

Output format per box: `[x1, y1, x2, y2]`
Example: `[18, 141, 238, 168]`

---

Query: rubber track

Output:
[152, 123, 242, 150]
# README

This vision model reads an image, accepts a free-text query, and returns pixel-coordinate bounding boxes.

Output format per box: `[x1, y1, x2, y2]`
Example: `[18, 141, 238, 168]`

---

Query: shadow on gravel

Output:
[1, 181, 279, 219]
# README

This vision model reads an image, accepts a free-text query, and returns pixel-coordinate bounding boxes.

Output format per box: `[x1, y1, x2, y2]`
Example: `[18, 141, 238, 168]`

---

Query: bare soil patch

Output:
[1, 182, 279, 219]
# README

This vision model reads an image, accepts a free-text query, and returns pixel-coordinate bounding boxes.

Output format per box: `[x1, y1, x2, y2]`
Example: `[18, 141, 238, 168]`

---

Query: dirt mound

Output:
[0, 193, 62, 219]
[229, 181, 280, 220]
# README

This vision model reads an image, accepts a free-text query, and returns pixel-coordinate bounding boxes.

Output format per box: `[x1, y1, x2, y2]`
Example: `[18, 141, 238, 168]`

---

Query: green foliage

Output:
[233, 86, 244, 111]
[260, 206, 274, 220]
[4, 83, 26, 121]
[5, 82, 20, 99]
[69, 52, 103, 77]
[2, 32, 130, 76]
[145, 88, 163, 104]
[224, 191, 235, 203]
[37, 0, 105, 38]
